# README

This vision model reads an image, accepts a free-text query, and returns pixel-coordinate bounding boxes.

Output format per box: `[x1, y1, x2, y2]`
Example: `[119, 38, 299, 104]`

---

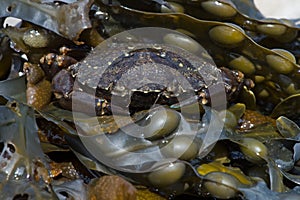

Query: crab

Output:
[52, 42, 254, 115]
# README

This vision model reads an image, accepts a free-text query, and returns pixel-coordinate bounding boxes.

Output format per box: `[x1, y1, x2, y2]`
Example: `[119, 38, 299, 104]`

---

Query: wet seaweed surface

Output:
[0, 0, 300, 199]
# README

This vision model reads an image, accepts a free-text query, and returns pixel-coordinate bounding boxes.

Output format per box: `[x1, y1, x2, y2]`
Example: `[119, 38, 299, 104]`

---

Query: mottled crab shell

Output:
[75, 43, 223, 108]
[76, 43, 219, 90]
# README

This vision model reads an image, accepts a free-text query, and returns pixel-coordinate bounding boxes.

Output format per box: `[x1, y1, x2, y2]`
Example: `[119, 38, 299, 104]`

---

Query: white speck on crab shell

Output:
[153, 44, 162, 50]
[93, 66, 98, 69]
[91, 83, 97, 89]
[111, 91, 127, 97]
[104, 83, 114, 91]
[108, 61, 112, 65]
[21, 54, 28, 61]
[160, 52, 166, 58]
[179, 63, 184, 67]
[115, 85, 125, 91]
